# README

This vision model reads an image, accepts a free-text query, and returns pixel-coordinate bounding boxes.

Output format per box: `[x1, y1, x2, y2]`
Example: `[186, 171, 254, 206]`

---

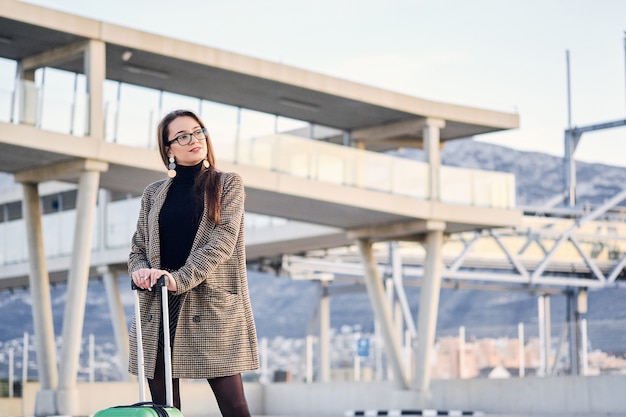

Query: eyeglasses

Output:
[167, 128, 208, 146]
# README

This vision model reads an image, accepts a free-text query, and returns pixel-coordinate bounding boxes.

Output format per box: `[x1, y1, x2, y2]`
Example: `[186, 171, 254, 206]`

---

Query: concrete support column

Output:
[356, 238, 409, 389]
[99, 266, 130, 381]
[422, 118, 446, 202]
[413, 223, 445, 403]
[22, 182, 58, 416]
[319, 281, 330, 382]
[56, 169, 102, 415]
[85, 39, 106, 138]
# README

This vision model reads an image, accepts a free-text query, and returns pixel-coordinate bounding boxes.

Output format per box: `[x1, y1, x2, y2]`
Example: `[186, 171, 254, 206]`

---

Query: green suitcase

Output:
[94, 277, 181, 417]
[93, 402, 184, 417]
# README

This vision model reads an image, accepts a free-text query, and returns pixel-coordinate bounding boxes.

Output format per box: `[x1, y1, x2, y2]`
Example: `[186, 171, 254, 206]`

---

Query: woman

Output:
[128, 109, 259, 417]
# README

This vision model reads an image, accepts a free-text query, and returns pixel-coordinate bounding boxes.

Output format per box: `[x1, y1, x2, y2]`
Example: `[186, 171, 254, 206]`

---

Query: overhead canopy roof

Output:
[0, 0, 518, 153]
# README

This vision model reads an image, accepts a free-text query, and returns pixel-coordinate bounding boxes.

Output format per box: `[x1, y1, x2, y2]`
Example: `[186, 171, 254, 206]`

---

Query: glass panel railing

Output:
[0, 196, 299, 269]
[106, 199, 141, 248]
[0, 86, 13, 123]
[104, 197, 294, 250]
[0, 220, 28, 264]
[234, 134, 515, 208]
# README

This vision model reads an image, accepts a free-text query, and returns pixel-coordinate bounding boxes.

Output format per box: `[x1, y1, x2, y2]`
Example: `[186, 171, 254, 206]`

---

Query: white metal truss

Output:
[282, 194, 626, 294]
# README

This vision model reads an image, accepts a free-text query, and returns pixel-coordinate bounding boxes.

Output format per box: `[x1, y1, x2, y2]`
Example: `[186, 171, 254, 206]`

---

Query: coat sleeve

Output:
[170, 172, 245, 294]
[128, 182, 158, 274]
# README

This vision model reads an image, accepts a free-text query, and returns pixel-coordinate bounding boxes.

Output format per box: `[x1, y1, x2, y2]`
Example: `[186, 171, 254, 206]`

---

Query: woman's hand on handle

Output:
[132, 269, 176, 292]
[132, 268, 154, 290]
[154, 270, 177, 292]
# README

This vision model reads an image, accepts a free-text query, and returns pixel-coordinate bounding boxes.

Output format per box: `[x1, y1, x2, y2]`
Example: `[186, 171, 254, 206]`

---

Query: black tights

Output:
[148, 349, 252, 417]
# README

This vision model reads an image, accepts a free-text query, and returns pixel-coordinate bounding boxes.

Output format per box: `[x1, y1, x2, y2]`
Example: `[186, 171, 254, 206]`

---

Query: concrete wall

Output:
[2, 376, 625, 417]
[431, 375, 626, 415]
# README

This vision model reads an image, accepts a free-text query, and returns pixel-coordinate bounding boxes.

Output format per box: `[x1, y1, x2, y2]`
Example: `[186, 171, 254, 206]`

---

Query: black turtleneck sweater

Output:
[159, 162, 204, 270]
[158, 162, 204, 349]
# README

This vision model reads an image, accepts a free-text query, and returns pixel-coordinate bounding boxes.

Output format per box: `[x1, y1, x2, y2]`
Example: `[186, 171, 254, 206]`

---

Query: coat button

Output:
[146, 314, 153, 322]
[192, 316, 201, 323]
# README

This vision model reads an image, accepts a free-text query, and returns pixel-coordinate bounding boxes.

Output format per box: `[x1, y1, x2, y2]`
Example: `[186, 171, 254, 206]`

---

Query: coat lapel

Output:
[147, 178, 172, 269]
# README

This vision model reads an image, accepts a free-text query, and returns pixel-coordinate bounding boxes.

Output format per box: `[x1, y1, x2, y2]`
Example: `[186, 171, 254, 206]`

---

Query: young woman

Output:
[128, 109, 258, 417]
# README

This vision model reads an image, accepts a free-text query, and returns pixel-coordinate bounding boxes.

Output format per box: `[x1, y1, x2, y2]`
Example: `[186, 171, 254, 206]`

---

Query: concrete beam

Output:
[21, 41, 88, 71]
[348, 220, 446, 242]
[14, 159, 109, 183]
[352, 119, 428, 142]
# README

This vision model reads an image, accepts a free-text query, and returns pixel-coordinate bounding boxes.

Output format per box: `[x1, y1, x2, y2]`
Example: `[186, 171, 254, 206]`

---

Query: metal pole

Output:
[518, 323, 525, 377]
[88, 334, 95, 383]
[543, 295, 552, 375]
[580, 319, 588, 376]
[623, 32, 626, 117]
[305, 335, 313, 383]
[161, 284, 174, 408]
[458, 326, 465, 379]
[9, 349, 14, 398]
[565, 50, 576, 207]
[568, 291, 580, 375]
[537, 296, 546, 376]
[260, 337, 268, 383]
[113, 81, 121, 143]
[133, 290, 146, 402]
[319, 281, 330, 382]
[566, 50, 572, 130]
[69, 72, 78, 134]
[22, 332, 29, 388]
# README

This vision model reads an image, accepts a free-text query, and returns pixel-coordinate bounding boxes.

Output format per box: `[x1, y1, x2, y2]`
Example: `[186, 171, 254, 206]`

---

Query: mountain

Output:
[1, 140, 625, 380]
[395, 138, 626, 207]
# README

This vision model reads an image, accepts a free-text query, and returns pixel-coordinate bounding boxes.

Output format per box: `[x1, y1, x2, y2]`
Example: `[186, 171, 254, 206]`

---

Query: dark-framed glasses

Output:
[167, 128, 208, 146]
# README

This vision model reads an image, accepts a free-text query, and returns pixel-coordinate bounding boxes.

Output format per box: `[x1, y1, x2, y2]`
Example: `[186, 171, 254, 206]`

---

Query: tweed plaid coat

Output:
[127, 171, 259, 379]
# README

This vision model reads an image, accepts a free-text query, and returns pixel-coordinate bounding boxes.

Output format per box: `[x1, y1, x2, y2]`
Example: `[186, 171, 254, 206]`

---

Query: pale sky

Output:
[22, 0, 626, 167]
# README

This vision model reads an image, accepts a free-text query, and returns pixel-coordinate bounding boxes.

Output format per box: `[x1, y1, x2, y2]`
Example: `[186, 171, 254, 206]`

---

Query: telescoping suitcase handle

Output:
[132, 275, 174, 407]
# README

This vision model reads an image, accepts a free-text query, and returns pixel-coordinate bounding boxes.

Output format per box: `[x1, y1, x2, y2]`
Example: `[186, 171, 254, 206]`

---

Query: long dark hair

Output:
[157, 109, 222, 224]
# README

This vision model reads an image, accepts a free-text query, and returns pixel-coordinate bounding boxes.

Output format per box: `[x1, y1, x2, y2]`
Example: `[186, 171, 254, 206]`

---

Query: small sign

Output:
[357, 338, 370, 357]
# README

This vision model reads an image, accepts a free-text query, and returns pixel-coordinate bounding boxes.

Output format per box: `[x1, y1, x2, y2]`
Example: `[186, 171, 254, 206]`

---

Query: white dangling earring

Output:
[203, 159, 210, 169]
[167, 156, 177, 178]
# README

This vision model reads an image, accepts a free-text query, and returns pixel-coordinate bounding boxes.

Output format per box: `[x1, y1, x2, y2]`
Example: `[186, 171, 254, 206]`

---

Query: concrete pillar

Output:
[356, 238, 409, 389]
[413, 224, 445, 403]
[423, 118, 445, 201]
[85, 39, 106, 138]
[99, 266, 130, 381]
[22, 182, 58, 416]
[319, 281, 330, 382]
[56, 169, 102, 415]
